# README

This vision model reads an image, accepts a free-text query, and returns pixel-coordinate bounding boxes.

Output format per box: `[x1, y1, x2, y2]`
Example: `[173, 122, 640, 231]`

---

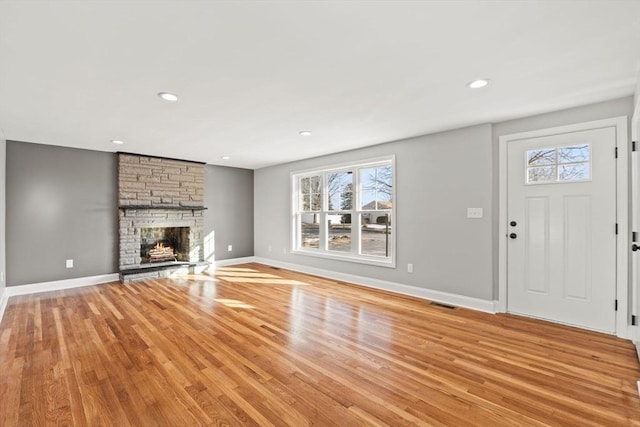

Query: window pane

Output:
[527, 148, 556, 166]
[360, 166, 393, 210]
[361, 213, 391, 257]
[311, 192, 321, 211]
[300, 175, 321, 211]
[528, 166, 556, 183]
[300, 214, 319, 248]
[328, 214, 351, 252]
[558, 145, 589, 163]
[327, 171, 353, 211]
[559, 163, 590, 181]
[301, 177, 310, 192]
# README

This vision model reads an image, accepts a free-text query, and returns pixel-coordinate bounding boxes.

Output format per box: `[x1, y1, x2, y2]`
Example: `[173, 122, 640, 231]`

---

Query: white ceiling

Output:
[1, 1, 639, 170]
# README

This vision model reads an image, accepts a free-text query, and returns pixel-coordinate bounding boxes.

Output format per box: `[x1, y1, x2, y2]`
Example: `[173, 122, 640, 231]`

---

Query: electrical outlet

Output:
[66, 259, 74, 268]
[283, 247, 287, 254]
[268, 245, 272, 252]
[0, 271, 3, 282]
[227, 245, 233, 252]
[407, 263, 414, 273]
[467, 207, 483, 219]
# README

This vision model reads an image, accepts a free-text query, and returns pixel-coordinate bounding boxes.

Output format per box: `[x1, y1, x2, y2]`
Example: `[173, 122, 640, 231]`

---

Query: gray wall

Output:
[6, 141, 118, 286]
[254, 124, 495, 300]
[204, 165, 254, 261]
[0, 139, 6, 294]
[492, 96, 635, 297]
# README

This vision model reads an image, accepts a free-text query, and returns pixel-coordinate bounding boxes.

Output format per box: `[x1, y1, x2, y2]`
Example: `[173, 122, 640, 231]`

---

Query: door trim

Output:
[498, 116, 629, 338]
[632, 98, 640, 343]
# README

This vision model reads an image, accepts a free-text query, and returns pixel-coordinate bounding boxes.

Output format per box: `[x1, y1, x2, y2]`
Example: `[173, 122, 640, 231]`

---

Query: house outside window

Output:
[291, 156, 395, 267]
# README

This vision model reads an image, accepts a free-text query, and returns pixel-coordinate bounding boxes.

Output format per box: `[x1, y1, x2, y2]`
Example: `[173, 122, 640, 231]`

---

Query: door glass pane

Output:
[327, 171, 353, 211]
[300, 214, 319, 248]
[528, 166, 557, 183]
[559, 163, 590, 181]
[328, 214, 351, 252]
[558, 145, 589, 163]
[527, 149, 556, 166]
[361, 213, 391, 257]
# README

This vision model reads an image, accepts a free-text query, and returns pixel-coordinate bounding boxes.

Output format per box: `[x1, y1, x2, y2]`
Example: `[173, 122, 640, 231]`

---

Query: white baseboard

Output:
[214, 256, 257, 268]
[253, 257, 496, 313]
[5, 273, 120, 297]
[0, 288, 9, 325]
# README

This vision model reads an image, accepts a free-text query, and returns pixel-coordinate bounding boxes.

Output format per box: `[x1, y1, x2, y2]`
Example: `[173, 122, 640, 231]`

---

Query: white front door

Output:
[507, 126, 618, 333]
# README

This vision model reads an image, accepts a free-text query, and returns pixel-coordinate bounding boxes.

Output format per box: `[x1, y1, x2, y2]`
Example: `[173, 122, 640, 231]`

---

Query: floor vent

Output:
[429, 301, 457, 310]
[269, 266, 281, 270]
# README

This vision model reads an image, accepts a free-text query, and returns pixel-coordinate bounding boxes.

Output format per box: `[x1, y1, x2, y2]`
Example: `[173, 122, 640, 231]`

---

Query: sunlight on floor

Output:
[186, 274, 218, 282]
[215, 271, 281, 278]
[214, 299, 255, 309]
[214, 267, 309, 286]
[220, 277, 309, 286]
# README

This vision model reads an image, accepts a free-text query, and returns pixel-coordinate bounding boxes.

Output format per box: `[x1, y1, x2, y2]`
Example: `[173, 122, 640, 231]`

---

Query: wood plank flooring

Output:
[1, 263, 640, 426]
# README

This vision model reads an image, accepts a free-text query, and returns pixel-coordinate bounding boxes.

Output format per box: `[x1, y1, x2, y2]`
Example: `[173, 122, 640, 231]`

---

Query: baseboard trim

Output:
[5, 273, 120, 298]
[0, 288, 9, 325]
[253, 257, 495, 313]
[214, 256, 257, 267]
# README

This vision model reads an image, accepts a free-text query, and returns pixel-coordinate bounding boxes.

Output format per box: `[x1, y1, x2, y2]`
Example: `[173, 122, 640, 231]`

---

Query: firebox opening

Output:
[140, 226, 190, 263]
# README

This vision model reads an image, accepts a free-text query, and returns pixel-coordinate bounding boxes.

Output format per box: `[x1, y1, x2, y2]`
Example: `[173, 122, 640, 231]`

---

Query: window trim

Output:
[290, 155, 396, 268]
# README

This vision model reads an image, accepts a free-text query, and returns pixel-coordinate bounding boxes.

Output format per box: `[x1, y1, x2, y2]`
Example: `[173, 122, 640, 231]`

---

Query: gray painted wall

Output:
[491, 96, 635, 297]
[204, 165, 254, 261]
[6, 141, 118, 286]
[254, 124, 495, 300]
[0, 139, 6, 294]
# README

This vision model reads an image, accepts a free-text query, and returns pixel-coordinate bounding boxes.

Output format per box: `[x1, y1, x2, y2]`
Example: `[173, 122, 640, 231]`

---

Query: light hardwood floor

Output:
[1, 263, 639, 426]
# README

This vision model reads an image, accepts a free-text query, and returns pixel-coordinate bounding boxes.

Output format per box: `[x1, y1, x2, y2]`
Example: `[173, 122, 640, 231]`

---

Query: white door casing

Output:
[631, 101, 640, 343]
[498, 117, 629, 338]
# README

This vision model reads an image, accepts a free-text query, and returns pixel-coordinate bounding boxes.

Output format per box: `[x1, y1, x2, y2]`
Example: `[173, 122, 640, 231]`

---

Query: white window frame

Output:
[291, 155, 396, 268]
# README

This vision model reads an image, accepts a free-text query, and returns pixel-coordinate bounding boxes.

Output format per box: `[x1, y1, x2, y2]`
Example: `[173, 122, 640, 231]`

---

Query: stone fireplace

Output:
[118, 153, 207, 283]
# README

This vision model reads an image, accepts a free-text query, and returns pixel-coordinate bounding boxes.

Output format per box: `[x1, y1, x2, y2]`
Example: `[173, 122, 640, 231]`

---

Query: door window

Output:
[526, 144, 590, 184]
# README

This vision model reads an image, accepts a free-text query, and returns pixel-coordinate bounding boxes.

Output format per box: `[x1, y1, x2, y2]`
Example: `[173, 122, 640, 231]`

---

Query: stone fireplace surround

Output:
[118, 153, 207, 283]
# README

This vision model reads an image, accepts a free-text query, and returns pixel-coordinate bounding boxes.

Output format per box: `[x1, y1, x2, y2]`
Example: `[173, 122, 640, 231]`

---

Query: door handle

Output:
[509, 233, 517, 239]
[633, 244, 640, 252]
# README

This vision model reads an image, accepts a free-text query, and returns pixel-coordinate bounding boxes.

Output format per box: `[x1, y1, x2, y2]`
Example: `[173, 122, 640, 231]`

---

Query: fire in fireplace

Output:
[148, 242, 175, 262]
[140, 226, 190, 264]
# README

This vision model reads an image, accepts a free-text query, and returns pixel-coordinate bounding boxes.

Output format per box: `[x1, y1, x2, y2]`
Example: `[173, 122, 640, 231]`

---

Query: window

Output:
[526, 144, 590, 184]
[292, 157, 395, 267]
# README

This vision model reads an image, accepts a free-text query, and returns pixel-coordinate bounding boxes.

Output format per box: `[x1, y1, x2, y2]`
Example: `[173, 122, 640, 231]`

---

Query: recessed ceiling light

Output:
[467, 79, 489, 89]
[158, 92, 179, 102]
[111, 139, 124, 145]
[299, 131, 312, 136]
[221, 156, 231, 160]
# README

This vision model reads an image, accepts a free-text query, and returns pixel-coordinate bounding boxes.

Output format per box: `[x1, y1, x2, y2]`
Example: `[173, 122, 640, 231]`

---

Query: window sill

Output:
[291, 248, 396, 268]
